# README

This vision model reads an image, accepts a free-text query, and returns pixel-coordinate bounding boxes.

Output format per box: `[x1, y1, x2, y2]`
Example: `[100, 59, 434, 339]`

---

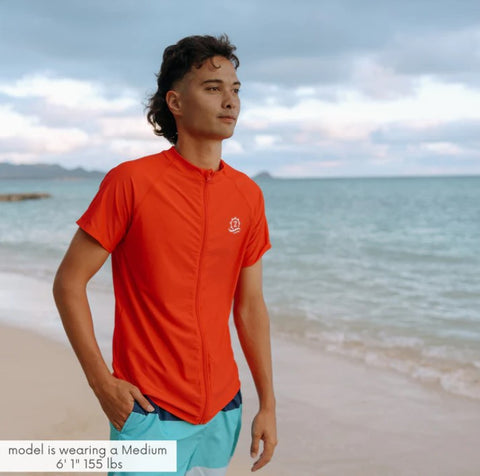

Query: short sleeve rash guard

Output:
[77, 147, 271, 424]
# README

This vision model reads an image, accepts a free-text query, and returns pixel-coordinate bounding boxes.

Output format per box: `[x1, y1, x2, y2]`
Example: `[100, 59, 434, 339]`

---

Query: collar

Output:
[166, 146, 227, 182]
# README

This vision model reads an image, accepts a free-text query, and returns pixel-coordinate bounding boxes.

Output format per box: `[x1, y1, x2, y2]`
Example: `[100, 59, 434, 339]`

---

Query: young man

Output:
[53, 34, 277, 475]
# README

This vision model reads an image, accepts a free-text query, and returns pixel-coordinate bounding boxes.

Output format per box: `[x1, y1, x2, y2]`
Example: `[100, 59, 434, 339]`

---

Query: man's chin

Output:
[208, 130, 236, 141]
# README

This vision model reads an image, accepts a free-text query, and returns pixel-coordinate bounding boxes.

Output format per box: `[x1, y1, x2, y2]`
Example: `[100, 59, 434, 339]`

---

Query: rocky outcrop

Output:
[0, 193, 51, 202]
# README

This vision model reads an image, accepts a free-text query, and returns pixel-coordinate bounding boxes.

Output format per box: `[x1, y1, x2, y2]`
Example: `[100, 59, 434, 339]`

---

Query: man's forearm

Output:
[53, 276, 111, 392]
[234, 296, 276, 409]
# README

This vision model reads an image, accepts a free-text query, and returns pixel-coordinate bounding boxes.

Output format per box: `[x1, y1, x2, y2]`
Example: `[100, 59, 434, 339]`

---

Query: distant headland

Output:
[0, 162, 105, 180]
[252, 171, 274, 180]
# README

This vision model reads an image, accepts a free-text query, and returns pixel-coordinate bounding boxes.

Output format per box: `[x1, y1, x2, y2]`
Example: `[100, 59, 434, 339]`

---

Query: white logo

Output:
[228, 217, 241, 234]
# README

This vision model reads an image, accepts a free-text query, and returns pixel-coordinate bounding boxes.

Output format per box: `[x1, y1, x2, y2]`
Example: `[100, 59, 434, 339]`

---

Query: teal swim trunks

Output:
[109, 389, 242, 476]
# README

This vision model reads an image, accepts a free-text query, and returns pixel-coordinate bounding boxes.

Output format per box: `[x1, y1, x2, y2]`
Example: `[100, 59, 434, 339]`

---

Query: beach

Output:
[1, 273, 480, 476]
[1, 175, 480, 475]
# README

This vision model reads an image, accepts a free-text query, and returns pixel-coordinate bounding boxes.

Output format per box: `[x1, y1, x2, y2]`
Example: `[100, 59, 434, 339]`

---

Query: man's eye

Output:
[207, 86, 220, 91]
[233, 88, 240, 94]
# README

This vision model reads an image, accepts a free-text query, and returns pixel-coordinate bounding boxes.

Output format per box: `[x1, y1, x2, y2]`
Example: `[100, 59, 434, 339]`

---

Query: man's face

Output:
[168, 55, 241, 142]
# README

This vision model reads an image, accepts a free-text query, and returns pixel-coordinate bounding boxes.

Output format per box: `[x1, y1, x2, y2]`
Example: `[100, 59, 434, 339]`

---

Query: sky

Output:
[1, 0, 480, 178]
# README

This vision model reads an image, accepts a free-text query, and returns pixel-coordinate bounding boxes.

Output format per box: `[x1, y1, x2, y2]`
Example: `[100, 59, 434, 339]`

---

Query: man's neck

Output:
[174, 137, 222, 171]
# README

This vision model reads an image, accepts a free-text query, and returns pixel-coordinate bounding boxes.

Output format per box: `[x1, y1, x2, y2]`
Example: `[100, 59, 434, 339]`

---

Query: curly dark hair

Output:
[146, 34, 240, 144]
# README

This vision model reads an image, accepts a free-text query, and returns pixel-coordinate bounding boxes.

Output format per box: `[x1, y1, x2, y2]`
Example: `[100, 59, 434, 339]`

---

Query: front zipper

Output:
[196, 172, 213, 423]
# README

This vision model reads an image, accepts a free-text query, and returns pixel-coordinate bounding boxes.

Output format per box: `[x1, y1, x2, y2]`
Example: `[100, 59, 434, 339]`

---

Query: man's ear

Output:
[166, 90, 182, 117]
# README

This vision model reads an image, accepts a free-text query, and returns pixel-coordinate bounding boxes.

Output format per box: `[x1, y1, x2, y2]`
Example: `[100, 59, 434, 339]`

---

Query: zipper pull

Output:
[205, 170, 214, 182]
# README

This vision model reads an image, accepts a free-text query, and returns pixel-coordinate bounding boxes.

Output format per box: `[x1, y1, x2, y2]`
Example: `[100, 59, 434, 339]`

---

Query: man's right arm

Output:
[52, 228, 154, 430]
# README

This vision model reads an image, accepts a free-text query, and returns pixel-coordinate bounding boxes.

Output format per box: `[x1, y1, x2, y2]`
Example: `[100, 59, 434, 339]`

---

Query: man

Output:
[53, 34, 277, 476]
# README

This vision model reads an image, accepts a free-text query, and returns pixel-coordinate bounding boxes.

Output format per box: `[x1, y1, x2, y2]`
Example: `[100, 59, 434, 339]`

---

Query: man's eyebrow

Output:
[201, 79, 242, 86]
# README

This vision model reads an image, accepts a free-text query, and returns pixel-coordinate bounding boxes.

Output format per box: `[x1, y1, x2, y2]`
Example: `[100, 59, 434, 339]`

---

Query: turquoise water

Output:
[1, 175, 480, 400]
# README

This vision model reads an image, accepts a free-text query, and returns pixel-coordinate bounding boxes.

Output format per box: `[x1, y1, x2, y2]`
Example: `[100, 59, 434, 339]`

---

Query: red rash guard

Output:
[77, 147, 271, 424]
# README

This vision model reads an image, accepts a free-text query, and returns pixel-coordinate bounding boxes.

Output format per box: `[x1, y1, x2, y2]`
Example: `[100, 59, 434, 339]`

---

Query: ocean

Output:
[1, 174, 479, 401]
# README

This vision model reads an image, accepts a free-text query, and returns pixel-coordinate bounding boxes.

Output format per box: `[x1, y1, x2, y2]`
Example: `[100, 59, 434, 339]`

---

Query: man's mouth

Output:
[218, 116, 236, 122]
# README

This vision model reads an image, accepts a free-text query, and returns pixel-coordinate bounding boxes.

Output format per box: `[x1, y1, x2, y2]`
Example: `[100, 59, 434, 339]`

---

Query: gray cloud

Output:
[371, 120, 480, 146]
[378, 28, 480, 86]
[241, 56, 353, 87]
[2, 0, 480, 88]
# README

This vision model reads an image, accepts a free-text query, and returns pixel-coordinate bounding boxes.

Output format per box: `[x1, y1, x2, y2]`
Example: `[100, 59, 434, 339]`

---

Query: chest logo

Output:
[228, 217, 241, 234]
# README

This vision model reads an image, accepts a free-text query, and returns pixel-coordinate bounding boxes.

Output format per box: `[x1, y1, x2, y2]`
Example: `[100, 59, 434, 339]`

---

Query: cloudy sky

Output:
[1, 0, 480, 177]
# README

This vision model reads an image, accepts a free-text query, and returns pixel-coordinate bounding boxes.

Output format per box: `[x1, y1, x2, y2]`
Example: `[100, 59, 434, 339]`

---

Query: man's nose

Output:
[223, 91, 239, 109]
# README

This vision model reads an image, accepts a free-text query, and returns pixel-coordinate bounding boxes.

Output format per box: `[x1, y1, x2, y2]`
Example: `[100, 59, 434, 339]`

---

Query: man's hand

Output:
[93, 375, 155, 431]
[250, 408, 277, 472]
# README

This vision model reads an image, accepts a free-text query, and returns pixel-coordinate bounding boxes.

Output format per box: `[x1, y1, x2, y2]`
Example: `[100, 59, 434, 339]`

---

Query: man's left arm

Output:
[233, 259, 277, 472]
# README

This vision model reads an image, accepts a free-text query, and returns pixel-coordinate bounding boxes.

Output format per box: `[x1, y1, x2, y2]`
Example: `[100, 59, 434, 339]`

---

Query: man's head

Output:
[147, 34, 240, 144]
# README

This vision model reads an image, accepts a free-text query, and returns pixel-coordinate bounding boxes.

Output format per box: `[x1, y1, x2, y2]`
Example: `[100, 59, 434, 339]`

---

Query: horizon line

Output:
[1, 161, 480, 181]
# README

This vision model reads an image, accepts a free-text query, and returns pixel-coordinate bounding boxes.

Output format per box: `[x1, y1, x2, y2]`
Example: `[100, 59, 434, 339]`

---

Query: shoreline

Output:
[1, 268, 479, 406]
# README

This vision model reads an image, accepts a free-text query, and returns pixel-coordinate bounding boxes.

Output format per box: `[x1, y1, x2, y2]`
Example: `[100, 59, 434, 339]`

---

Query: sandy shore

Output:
[1, 273, 480, 475]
